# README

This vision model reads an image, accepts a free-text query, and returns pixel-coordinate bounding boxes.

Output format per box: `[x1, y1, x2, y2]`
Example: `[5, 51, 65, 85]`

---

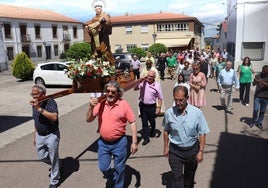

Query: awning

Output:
[156, 38, 192, 47]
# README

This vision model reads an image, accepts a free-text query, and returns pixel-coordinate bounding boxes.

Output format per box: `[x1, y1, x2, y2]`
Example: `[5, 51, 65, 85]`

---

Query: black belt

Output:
[38, 130, 58, 136]
[170, 141, 199, 151]
[38, 131, 52, 136]
[222, 85, 233, 88]
[140, 102, 156, 107]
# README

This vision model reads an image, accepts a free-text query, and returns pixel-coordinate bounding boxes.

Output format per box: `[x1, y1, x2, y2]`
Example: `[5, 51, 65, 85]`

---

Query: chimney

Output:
[160, 10, 162, 14]
[125, 12, 128, 16]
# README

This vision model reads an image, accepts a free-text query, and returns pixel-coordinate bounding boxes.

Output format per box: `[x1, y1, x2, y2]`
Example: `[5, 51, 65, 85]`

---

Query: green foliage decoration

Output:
[66, 42, 91, 60]
[11, 52, 35, 81]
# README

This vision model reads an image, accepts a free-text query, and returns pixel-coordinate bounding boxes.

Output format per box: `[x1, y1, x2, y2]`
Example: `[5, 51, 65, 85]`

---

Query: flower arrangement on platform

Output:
[67, 58, 116, 80]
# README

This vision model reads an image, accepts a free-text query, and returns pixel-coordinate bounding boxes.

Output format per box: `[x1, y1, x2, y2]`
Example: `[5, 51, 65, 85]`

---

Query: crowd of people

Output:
[29, 47, 268, 187]
[29, 2, 267, 187]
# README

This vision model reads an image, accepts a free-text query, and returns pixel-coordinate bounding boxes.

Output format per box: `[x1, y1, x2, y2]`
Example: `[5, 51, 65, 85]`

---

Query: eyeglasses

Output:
[193, 68, 199, 71]
[105, 89, 117, 94]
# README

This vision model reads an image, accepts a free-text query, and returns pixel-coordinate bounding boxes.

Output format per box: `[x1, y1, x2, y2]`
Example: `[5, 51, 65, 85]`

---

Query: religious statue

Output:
[86, 0, 114, 65]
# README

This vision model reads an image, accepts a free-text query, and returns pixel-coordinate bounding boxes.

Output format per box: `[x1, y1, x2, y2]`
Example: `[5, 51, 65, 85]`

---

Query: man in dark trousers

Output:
[134, 70, 163, 145]
[157, 52, 167, 80]
[163, 85, 210, 188]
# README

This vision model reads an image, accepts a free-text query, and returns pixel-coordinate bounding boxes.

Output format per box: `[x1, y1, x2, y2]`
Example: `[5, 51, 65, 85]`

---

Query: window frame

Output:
[241, 42, 264, 61]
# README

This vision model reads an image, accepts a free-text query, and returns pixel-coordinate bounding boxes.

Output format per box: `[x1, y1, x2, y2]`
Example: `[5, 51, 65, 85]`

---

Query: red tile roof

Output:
[0, 4, 82, 23]
[86, 12, 201, 25]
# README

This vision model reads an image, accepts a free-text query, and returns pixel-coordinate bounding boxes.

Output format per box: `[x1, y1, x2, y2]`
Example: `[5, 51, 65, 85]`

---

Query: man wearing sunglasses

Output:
[87, 81, 138, 188]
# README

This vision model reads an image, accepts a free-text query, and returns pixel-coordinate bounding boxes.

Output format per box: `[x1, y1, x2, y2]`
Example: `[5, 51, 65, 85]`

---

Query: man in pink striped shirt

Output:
[134, 70, 163, 145]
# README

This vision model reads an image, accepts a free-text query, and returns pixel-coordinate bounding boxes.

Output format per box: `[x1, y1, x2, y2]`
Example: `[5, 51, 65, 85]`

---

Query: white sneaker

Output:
[245, 104, 249, 107]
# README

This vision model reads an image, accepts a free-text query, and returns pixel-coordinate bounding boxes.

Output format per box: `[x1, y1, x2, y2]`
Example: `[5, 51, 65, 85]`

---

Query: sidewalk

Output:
[0, 74, 267, 188]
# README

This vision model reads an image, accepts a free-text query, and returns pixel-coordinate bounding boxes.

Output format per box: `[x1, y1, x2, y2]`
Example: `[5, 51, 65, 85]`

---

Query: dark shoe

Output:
[142, 140, 150, 145]
[150, 131, 156, 138]
[105, 178, 115, 188]
[49, 184, 58, 188]
[249, 122, 255, 128]
[256, 123, 263, 130]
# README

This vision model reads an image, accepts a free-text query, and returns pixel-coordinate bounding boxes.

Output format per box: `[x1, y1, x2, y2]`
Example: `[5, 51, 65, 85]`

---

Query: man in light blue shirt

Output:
[163, 85, 209, 188]
[218, 61, 239, 111]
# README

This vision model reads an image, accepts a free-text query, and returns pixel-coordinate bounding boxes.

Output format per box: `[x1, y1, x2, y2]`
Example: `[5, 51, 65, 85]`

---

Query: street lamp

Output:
[152, 33, 157, 44]
[152, 33, 157, 56]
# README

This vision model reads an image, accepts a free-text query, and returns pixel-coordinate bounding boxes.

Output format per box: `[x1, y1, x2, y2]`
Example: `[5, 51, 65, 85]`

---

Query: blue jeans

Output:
[98, 136, 127, 188]
[252, 97, 268, 125]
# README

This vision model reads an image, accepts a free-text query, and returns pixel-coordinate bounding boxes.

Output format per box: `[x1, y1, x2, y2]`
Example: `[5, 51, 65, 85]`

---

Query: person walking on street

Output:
[218, 61, 240, 112]
[180, 61, 192, 84]
[145, 52, 155, 65]
[30, 84, 61, 188]
[199, 56, 209, 82]
[134, 70, 163, 145]
[163, 85, 210, 188]
[174, 74, 190, 94]
[157, 53, 167, 80]
[237, 57, 254, 106]
[141, 59, 160, 82]
[214, 56, 225, 92]
[167, 52, 178, 80]
[130, 55, 141, 79]
[189, 63, 207, 109]
[86, 81, 138, 188]
[250, 65, 268, 129]
[209, 53, 218, 78]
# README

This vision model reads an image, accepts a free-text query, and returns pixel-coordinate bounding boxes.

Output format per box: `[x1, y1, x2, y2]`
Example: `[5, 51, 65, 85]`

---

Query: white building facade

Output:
[227, 0, 268, 71]
[0, 23, 8, 71]
[0, 4, 84, 67]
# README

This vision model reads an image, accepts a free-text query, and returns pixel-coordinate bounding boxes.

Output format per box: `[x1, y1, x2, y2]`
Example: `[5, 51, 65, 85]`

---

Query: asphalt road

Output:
[0, 70, 267, 188]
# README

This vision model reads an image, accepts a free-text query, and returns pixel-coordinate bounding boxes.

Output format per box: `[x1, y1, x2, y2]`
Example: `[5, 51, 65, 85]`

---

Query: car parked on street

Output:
[33, 61, 72, 86]
[113, 53, 134, 71]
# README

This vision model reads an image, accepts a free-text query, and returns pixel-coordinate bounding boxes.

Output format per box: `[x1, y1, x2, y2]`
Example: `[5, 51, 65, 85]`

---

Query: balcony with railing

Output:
[63, 33, 71, 41]
[21, 34, 31, 43]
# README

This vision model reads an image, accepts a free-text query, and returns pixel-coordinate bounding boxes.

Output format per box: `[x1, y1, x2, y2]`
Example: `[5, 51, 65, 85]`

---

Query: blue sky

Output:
[0, 0, 227, 37]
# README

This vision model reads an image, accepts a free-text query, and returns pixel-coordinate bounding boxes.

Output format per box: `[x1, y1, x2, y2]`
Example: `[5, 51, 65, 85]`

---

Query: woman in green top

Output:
[237, 57, 254, 106]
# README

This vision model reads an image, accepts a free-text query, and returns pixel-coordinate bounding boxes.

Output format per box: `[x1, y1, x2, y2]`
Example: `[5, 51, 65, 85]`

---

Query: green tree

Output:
[11, 52, 35, 81]
[59, 52, 67, 61]
[148, 43, 168, 55]
[129, 47, 146, 58]
[66, 42, 91, 60]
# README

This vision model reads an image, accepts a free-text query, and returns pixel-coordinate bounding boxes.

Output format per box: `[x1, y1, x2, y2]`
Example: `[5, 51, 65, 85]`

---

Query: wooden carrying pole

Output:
[37, 77, 145, 103]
